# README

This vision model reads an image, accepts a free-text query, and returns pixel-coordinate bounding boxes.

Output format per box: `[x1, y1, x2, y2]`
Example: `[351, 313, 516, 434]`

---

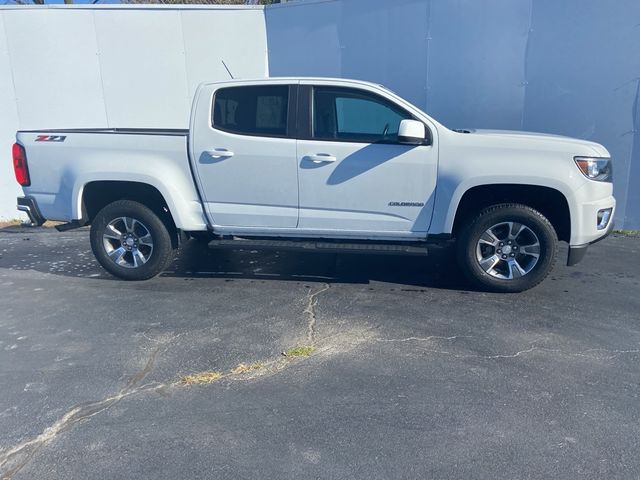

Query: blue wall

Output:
[266, 0, 640, 229]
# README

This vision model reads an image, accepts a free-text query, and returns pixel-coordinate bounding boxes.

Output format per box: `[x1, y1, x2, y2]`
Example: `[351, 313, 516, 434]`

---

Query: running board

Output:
[207, 238, 428, 256]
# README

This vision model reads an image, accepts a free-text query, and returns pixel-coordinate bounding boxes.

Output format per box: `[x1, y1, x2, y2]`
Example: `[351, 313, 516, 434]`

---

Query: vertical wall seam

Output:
[621, 78, 640, 226]
[2, 12, 23, 128]
[520, 0, 533, 131]
[261, 5, 269, 77]
[0, 11, 24, 221]
[91, 10, 110, 128]
[177, 10, 192, 115]
[424, 0, 432, 111]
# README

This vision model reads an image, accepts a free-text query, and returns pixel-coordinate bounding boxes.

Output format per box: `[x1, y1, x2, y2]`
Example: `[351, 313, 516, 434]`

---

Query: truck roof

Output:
[201, 77, 387, 90]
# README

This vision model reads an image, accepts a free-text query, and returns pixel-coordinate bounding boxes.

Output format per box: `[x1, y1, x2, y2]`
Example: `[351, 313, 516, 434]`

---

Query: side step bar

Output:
[207, 238, 429, 256]
[55, 220, 86, 232]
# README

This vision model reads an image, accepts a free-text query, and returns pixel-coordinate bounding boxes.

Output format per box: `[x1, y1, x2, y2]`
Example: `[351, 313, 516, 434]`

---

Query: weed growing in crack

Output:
[231, 362, 264, 374]
[283, 346, 315, 357]
[180, 371, 223, 385]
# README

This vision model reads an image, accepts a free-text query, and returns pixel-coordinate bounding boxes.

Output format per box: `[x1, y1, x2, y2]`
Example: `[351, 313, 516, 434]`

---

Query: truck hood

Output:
[454, 129, 610, 157]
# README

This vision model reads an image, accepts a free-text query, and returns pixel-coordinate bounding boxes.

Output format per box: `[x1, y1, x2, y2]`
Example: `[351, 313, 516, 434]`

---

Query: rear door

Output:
[296, 83, 438, 234]
[191, 81, 299, 228]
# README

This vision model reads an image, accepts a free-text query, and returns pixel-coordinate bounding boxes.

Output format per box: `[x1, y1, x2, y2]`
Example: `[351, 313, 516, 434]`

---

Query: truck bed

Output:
[16, 128, 207, 231]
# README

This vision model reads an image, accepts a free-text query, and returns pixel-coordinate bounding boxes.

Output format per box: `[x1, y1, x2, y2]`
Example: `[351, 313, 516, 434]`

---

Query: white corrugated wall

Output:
[0, 4, 268, 220]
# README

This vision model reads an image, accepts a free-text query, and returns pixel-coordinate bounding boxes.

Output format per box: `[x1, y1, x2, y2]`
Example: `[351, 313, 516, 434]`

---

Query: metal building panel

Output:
[0, 13, 22, 220]
[93, 9, 190, 129]
[627, 83, 640, 227]
[265, 0, 342, 78]
[267, 0, 530, 129]
[180, 9, 268, 99]
[427, 0, 530, 130]
[337, 0, 430, 112]
[1, 9, 107, 129]
[523, 0, 640, 225]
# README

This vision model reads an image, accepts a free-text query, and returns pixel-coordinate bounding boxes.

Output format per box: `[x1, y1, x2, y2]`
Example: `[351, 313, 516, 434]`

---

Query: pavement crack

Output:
[477, 346, 539, 359]
[304, 283, 330, 345]
[374, 336, 640, 361]
[472, 346, 640, 360]
[575, 348, 640, 359]
[375, 335, 472, 343]
[398, 344, 639, 361]
[0, 336, 177, 480]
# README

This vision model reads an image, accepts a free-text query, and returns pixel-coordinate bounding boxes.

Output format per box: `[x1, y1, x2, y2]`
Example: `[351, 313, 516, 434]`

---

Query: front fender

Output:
[432, 175, 579, 235]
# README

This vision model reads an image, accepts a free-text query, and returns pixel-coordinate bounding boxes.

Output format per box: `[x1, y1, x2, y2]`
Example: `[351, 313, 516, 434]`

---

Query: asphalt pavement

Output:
[0, 226, 639, 479]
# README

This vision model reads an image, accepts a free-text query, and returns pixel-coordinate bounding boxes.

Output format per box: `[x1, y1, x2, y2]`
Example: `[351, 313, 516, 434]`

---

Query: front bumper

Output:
[17, 196, 45, 226]
[567, 219, 614, 266]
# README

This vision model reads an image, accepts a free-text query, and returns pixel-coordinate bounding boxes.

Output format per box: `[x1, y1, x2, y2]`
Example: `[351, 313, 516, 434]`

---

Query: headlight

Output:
[574, 156, 612, 182]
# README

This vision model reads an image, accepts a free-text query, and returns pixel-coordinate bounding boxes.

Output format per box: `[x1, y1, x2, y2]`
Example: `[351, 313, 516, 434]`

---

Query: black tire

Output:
[90, 200, 174, 280]
[456, 203, 558, 293]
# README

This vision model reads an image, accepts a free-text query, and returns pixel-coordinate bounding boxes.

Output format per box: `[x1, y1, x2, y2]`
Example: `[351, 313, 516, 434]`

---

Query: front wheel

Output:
[90, 200, 174, 280]
[456, 203, 558, 293]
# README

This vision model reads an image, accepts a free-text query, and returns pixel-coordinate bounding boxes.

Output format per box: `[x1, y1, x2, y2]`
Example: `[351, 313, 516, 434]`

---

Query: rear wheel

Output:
[456, 203, 558, 292]
[90, 200, 174, 280]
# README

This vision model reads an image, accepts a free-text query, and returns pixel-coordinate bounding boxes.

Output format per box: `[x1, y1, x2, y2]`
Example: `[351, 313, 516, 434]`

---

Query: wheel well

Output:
[82, 181, 180, 247]
[452, 184, 571, 242]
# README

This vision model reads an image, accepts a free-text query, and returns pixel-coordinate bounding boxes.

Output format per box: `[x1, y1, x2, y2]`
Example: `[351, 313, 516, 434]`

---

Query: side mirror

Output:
[398, 119, 426, 145]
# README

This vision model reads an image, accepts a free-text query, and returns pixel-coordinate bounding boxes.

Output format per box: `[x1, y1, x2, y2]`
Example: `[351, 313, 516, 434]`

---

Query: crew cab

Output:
[12, 78, 615, 292]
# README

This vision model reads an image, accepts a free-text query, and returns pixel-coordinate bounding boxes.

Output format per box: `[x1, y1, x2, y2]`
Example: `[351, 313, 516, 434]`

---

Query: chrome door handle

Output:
[307, 153, 337, 163]
[206, 149, 234, 159]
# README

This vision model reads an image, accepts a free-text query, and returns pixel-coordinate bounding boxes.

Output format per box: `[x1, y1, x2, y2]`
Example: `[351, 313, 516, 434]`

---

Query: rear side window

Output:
[313, 87, 413, 143]
[213, 85, 289, 137]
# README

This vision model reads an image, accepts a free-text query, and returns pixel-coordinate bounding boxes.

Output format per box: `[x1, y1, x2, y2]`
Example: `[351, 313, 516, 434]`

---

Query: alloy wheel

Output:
[475, 221, 541, 280]
[102, 216, 154, 268]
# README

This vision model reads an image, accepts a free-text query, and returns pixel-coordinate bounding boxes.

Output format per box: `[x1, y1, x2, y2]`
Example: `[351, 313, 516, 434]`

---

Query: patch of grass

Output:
[231, 362, 264, 375]
[180, 348, 316, 387]
[284, 345, 315, 357]
[0, 219, 65, 229]
[43, 221, 65, 228]
[613, 230, 640, 236]
[180, 371, 223, 385]
[0, 219, 23, 228]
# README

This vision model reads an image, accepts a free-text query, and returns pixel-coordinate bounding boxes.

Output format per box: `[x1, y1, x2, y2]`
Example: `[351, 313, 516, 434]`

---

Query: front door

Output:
[191, 82, 298, 228]
[296, 85, 437, 235]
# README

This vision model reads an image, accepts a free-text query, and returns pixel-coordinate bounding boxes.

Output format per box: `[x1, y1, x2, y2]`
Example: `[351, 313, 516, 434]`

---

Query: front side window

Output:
[213, 85, 289, 137]
[313, 87, 413, 143]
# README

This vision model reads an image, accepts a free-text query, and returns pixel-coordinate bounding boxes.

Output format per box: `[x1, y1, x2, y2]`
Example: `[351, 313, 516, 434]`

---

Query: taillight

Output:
[12, 143, 30, 186]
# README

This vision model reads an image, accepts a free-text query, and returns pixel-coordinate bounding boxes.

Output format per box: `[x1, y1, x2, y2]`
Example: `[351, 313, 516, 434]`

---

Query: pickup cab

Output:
[12, 78, 615, 292]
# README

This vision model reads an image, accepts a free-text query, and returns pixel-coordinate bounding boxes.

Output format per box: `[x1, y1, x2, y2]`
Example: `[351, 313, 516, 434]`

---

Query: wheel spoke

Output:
[108, 246, 127, 265]
[479, 254, 500, 272]
[509, 222, 525, 240]
[104, 224, 122, 240]
[138, 233, 153, 247]
[132, 248, 147, 267]
[508, 258, 527, 279]
[479, 230, 500, 247]
[521, 242, 540, 258]
[132, 219, 148, 237]
[123, 217, 135, 233]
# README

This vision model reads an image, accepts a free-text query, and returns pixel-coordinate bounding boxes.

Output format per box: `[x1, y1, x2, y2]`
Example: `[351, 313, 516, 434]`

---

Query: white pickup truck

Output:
[13, 78, 615, 292]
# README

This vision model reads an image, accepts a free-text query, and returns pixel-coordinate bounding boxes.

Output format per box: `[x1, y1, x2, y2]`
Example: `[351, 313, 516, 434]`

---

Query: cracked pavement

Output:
[0, 227, 639, 479]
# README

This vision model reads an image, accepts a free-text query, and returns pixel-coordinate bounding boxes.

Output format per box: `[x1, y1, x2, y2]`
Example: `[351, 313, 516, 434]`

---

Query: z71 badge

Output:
[35, 135, 66, 142]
